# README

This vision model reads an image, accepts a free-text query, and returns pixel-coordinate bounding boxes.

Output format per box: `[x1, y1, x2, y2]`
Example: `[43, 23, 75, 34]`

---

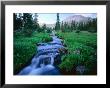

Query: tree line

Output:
[60, 19, 97, 33]
[55, 13, 97, 33]
[14, 13, 97, 37]
[14, 13, 52, 36]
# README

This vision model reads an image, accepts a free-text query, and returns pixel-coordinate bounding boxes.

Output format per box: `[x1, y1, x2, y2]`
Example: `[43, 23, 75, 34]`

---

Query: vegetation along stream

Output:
[14, 13, 97, 75]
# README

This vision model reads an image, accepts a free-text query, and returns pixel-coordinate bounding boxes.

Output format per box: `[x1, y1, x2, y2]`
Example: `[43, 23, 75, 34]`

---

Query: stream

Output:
[18, 31, 65, 75]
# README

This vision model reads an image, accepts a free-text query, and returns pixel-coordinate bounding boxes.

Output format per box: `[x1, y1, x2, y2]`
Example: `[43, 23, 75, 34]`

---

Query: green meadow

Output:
[57, 31, 97, 75]
[14, 31, 97, 75]
[14, 32, 52, 74]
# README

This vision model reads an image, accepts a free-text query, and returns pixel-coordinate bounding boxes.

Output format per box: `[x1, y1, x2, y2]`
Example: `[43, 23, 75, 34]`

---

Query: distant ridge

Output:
[63, 15, 93, 23]
[39, 15, 94, 28]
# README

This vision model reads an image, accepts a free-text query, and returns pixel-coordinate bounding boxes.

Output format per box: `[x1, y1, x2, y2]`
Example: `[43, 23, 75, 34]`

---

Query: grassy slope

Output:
[14, 32, 52, 74]
[57, 31, 97, 75]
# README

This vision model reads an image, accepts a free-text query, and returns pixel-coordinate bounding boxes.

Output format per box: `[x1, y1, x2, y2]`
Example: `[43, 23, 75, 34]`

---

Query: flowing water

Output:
[18, 31, 65, 75]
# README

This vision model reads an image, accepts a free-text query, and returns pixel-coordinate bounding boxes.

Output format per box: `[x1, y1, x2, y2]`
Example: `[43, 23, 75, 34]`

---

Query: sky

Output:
[37, 13, 97, 24]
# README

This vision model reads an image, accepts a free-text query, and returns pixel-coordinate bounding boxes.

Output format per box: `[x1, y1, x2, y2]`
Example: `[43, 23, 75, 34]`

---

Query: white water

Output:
[18, 31, 65, 75]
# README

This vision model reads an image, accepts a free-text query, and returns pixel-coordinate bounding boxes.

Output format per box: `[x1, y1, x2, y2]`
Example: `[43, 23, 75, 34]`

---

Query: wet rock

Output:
[37, 44, 65, 52]
[49, 42, 62, 45]
[54, 54, 61, 65]
[58, 47, 68, 54]
[18, 66, 32, 75]
[37, 49, 60, 56]
[76, 65, 87, 75]
[73, 49, 80, 54]
[29, 65, 60, 75]
[31, 55, 52, 68]
[36, 43, 47, 46]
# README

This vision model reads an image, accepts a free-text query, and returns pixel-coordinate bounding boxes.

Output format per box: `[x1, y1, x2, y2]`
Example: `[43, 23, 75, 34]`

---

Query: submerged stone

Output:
[76, 66, 87, 75]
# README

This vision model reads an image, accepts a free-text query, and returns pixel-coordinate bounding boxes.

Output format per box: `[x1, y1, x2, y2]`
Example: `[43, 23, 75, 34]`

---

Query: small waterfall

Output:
[50, 55, 54, 65]
[18, 30, 65, 75]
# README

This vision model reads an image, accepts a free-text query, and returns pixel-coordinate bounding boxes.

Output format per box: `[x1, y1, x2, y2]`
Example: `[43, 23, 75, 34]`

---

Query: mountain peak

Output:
[63, 15, 92, 23]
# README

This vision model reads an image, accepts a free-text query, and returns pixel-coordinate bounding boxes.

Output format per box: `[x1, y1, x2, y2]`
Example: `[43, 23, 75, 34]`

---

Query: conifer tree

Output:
[71, 21, 76, 31]
[42, 24, 46, 32]
[33, 13, 40, 31]
[61, 21, 64, 32]
[14, 13, 23, 31]
[22, 13, 34, 36]
[55, 13, 60, 31]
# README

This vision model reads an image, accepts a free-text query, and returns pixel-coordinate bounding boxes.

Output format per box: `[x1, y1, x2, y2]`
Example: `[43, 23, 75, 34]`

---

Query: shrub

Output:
[88, 27, 97, 33]
[59, 54, 81, 72]
[42, 36, 52, 42]
[75, 30, 80, 33]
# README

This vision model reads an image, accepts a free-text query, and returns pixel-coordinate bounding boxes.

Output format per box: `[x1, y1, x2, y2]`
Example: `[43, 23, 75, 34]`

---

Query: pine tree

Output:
[14, 13, 17, 30]
[83, 22, 87, 31]
[42, 24, 46, 32]
[92, 18, 97, 32]
[63, 22, 68, 32]
[55, 13, 60, 31]
[34, 13, 38, 24]
[80, 22, 84, 31]
[75, 22, 81, 33]
[71, 21, 76, 31]
[22, 13, 34, 36]
[33, 13, 40, 31]
[88, 18, 97, 33]
[61, 21, 64, 32]
[67, 23, 71, 32]
[14, 13, 23, 31]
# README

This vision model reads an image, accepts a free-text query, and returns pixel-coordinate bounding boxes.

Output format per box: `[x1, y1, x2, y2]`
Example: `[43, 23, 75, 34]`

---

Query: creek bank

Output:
[18, 31, 67, 75]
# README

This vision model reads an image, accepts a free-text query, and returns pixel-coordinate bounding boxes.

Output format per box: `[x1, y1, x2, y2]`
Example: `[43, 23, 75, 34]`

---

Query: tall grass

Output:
[57, 31, 97, 75]
[14, 32, 52, 74]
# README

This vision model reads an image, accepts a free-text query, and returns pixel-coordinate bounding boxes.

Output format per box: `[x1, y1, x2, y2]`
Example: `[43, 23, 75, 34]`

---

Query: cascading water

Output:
[18, 30, 65, 75]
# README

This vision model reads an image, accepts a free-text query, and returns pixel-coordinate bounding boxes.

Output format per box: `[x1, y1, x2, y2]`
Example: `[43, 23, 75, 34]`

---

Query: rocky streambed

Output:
[18, 31, 66, 75]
